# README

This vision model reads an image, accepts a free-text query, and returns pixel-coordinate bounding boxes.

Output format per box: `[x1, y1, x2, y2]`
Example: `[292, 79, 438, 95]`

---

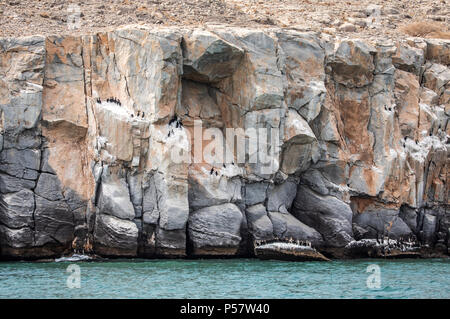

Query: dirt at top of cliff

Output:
[0, 0, 449, 40]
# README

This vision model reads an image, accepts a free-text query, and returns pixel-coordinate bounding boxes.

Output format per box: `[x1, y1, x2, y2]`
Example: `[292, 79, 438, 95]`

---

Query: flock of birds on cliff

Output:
[167, 114, 184, 137]
[96, 97, 146, 119]
[374, 234, 418, 253]
[254, 238, 313, 248]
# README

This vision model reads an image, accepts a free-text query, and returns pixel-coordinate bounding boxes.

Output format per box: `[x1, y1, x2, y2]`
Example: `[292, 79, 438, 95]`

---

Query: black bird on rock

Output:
[169, 115, 178, 126]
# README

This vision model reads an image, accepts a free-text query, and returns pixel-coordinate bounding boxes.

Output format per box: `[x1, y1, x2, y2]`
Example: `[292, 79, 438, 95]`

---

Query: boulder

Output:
[0, 148, 40, 180]
[155, 227, 186, 257]
[268, 208, 324, 246]
[93, 214, 139, 257]
[188, 203, 243, 256]
[423, 63, 450, 96]
[0, 173, 36, 193]
[0, 190, 35, 229]
[392, 43, 424, 75]
[330, 40, 376, 87]
[281, 110, 317, 175]
[266, 179, 298, 212]
[182, 29, 244, 83]
[245, 204, 273, 240]
[425, 39, 450, 66]
[292, 185, 353, 247]
[34, 195, 74, 246]
[352, 202, 413, 240]
[244, 182, 269, 206]
[97, 175, 135, 220]
[34, 173, 64, 202]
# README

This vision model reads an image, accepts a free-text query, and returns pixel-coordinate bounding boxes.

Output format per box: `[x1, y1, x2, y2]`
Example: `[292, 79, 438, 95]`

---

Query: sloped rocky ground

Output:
[0, 0, 449, 40]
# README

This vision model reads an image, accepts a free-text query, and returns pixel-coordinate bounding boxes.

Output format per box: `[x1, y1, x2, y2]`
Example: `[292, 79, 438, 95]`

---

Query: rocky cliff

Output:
[0, 25, 448, 260]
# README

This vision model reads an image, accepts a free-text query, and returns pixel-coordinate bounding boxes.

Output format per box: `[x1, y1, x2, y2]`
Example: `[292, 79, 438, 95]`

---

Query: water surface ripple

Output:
[0, 258, 449, 298]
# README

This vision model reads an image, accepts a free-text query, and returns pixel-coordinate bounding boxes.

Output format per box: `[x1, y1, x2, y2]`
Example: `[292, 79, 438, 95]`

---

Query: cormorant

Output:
[215, 171, 218, 176]
[169, 115, 178, 126]
[210, 168, 214, 175]
[142, 112, 145, 118]
[137, 111, 140, 117]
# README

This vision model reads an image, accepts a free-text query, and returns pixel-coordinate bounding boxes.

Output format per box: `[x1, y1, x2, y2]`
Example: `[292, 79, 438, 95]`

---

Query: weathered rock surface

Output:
[0, 26, 448, 260]
[188, 203, 243, 256]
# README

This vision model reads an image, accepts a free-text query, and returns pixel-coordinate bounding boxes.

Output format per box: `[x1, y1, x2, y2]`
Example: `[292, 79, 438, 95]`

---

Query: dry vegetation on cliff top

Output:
[0, 0, 449, 39]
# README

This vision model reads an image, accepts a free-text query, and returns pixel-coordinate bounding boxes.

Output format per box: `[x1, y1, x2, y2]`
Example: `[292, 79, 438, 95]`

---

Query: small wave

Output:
[55, 254, 92, 262]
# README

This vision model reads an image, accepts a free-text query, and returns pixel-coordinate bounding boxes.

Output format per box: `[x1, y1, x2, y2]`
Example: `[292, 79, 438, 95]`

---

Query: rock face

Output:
[0, 26, 448, 260]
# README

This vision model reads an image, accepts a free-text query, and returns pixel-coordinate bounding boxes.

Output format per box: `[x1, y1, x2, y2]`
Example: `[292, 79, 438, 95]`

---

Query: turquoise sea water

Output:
[0, 258, 449, 299]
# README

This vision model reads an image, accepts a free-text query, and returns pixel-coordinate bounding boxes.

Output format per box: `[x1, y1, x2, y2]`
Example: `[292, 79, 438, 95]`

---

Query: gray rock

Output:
[155, 173, 189, 231]
[0, 189, 34, 228]
[93, 214, 138, 256]
[127, 172, 143, 217]
[245, 182, 269, 206]
[97, 176, 135, 220]
[0, 173, 36, 193]
[0, 148, 40, 180]
[188, 203, 243, 255]
[292, 185, 353, 247]
[392, 43, 424, 75]
[188, 173, 230, 211]
[143, 210, 159, 225]
[423, 63, 450, 96]
[277, 32, 326, 122]
[299, 169, 329, 195]
[353, 207, 413, 239]
[34, 173, 64, 201]
[330, 40, 376, 88]
[245, 204, 273, 239]
[40, 148, 56, 174]
[2, 131, 41, 150]
[155, 227, 186, 256]
[142, 173, 157, 213]
[425, 39, 450, 66]
[182, 29, 244, 83]
[34, 195, 74, 246]
[421, 213, 437, 244]
[352, 223, 370, 240]
[268, 208, 324, 245]
[0, 225, 33, 248]
[399, 205, 418, 233]
[266, 179, 298, 212]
